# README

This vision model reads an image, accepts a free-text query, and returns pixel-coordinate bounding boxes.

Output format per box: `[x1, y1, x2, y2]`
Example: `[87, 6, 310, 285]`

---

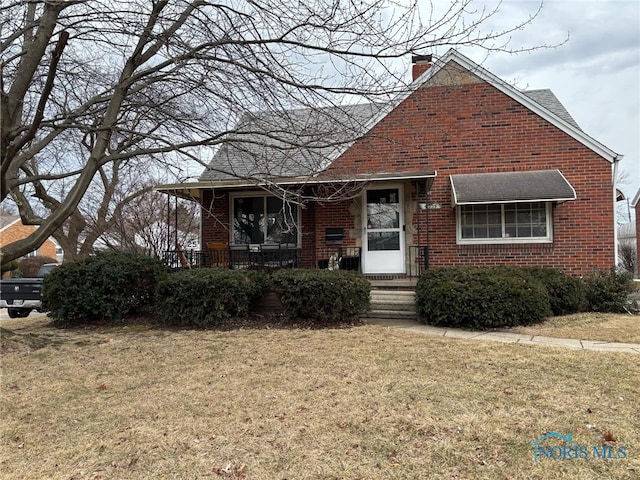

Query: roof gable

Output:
[408, 49, 619, 162]
[304, 49, 620, 171]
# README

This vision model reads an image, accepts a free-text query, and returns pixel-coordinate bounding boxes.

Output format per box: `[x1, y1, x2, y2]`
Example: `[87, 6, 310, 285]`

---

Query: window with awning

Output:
[450, 170, 576, 244]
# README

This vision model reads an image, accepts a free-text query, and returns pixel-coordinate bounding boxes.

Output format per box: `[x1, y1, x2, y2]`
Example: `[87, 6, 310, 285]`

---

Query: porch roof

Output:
[156, 170, 436, 201]
[450, 169, 577, 206]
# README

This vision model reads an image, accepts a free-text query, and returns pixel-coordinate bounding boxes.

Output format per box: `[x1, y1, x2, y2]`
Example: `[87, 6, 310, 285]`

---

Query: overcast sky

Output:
[453, 0, 639, 221]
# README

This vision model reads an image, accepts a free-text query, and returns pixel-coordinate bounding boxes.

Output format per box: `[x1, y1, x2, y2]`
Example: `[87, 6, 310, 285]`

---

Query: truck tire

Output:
[8, 308, 31, 318]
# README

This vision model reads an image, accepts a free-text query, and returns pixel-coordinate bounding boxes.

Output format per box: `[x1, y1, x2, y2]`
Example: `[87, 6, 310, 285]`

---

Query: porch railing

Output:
[317, 246, 362, 271]
[407, 245, 429, 278]
[163, 244, 429, 277]
[163, 245, 300, 272]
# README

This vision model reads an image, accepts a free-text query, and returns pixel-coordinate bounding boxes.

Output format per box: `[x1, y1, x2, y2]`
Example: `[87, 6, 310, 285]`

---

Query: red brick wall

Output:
[323, 80, 615, 275]
[312, 200, 358, 260]
[0, 222, 58, 259]
[201, 190, 231, 245]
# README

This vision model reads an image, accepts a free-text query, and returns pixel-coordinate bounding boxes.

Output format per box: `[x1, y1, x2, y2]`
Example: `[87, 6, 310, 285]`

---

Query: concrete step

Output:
[370, 291, 415, 301]
[363, 309, 418, 320]
[368, 279, 417, 289]
[370, 301, 416, 312]
[370, 290, 415, 307]
[370, 289, 415, 297]
[367, 288, 417, 319]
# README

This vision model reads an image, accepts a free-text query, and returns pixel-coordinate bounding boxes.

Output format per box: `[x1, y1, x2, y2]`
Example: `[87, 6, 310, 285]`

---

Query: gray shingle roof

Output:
[522, 89, 582, 131]
[450, 170, 577, 205]
[198, 89, 581, 183]
[199, 103, 387, 182]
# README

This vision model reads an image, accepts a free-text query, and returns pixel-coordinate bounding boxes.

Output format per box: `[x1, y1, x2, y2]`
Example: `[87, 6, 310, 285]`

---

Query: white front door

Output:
[362, 186, 405, 274]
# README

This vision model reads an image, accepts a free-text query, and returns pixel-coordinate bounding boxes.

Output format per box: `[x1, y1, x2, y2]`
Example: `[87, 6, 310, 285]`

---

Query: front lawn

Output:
[1, 317, 638, 479]
[505, 313, 640, 344]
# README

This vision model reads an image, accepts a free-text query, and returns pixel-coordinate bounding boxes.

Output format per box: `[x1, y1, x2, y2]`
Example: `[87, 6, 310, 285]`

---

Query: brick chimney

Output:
[412, 54, 432, 81]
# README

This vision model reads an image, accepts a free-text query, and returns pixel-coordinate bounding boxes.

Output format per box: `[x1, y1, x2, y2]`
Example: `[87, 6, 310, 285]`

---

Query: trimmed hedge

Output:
[272, 269, 370, 323]
[524, 268, 585, 316]
[486, 267, 585, 316]
[583, 268, 634, 313]
[42, 252, 167, 325]
[416, 267, 552, 329]
[155, 269, 270, 327]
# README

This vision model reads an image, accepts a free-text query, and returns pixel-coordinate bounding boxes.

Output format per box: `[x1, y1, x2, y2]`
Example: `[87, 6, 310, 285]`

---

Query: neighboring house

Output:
[0, 214, 62, 262]
[158, 49, 621, 277]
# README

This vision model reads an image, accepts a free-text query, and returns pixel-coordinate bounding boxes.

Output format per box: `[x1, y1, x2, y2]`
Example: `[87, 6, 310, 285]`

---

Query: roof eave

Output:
[157, 171, 437, 199]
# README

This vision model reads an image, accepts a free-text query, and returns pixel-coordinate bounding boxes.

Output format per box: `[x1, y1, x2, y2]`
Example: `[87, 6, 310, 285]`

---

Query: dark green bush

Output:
[583, 268, 634, 313]
[415, 267, 552, 329]
[525, 268, 585, 316]
[17, 256, 57, 277]
[272, 269, 370, 323]
[42, 252, 167, 325]
[155, 269, 270, 327]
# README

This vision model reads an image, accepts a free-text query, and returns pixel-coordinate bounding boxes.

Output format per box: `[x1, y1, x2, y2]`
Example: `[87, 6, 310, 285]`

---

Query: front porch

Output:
[163, 244, 430, 277]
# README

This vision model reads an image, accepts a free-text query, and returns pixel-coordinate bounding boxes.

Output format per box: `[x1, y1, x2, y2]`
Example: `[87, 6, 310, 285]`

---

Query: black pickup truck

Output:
[0, 263, 58, 318]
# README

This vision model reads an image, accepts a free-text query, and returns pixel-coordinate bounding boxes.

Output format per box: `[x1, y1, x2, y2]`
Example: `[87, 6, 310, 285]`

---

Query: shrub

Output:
[17, 256, 57, 277]
[42, 252, 167, 325]
[525, 268, 585, 316]
[272, 269, 370, 323]
[155, 269, 270, 327]
[583, 268, 634, 313]
[415, 267, 552, 329]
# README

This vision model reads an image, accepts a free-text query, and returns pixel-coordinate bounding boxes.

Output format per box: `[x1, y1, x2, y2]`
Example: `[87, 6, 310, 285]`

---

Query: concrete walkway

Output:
[364, 318, 640, 354]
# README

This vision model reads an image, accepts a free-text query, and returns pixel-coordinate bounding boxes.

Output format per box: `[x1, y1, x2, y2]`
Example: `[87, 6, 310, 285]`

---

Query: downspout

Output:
[612, 154, 624, 267]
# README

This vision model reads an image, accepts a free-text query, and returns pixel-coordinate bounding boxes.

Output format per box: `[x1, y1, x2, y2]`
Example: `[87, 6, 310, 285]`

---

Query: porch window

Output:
[232, 195, 298, 245]
[457, 202, 552, 244]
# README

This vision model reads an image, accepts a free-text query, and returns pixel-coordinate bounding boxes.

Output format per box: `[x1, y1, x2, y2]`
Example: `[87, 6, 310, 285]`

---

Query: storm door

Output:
[362, 187, 405, 274]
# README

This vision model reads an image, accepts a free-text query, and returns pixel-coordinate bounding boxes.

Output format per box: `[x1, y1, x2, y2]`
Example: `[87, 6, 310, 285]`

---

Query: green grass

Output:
[1, 316, 638, 479]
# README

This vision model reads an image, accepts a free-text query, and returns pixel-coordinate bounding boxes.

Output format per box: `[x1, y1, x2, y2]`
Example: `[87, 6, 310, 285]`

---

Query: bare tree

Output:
[51, 159, 154, 261]
[618, 241, 637, 276]
[1, 0, 550, 263]
[107, 189, 200, 258]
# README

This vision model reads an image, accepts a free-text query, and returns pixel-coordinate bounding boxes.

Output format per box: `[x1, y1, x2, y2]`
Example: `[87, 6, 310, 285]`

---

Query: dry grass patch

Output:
[506, 313, 640, 344]
[1, 317, 639, 479]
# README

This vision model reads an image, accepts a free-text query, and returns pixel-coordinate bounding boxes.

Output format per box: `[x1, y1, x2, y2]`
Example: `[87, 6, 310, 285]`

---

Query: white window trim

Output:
[456, 202, 553, 245]
[229, 191, 301, 246]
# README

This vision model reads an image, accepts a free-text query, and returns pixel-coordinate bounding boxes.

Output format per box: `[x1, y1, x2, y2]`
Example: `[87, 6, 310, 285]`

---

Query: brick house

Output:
[0, 214, 61, 262]
[158, 49, 621, 277]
